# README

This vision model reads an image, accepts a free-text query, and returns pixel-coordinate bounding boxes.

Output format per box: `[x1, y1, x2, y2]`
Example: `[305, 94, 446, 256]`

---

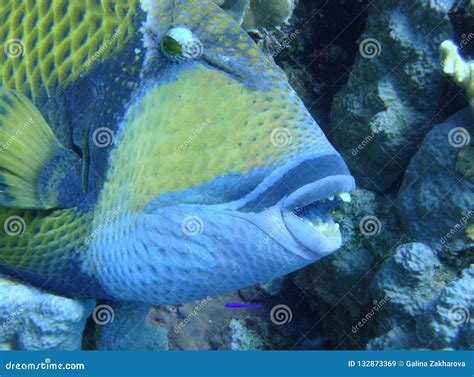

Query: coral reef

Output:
[0, 0, 473, 353]
[370, 243, 442, 328]
[229, 319, 267, 350]
[416, 265, 474, 349]
[291, 188, 410, 348]
[148, 290, 280, 350]
[331, 0, 455, 191]
[456, 145, 474, 180]
[242, 0, 295, 31]
[0, 277, 94, 350]
[217, 0, 295, 30]
[268, 0, 370, 129]
[397, 108, 474, 254]
[449, 0, 474, 57]
[97, 304, 168, 350]
[368, 246, 473, 350]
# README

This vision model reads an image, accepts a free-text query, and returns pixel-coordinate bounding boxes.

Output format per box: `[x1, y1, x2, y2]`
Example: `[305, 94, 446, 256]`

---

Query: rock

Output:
[371, 243, 442, 327]
[366, 244, 473, 350]
[449, 0, 474, 57]
[416, 265, 474, 349]
[97, 303, 168, 350]
[238, 278, 285, 301]
[367, 326, 419, 350]
[294, 189, 407, 309]
[290, 189, 410, 348]
[397, 108, 474, 254]
[0, 277, 95, 350]
[331, 0, 455, 191]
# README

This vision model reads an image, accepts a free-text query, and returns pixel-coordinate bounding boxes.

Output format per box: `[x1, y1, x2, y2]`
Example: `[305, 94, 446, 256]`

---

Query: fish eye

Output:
[160, 27, 204, 62]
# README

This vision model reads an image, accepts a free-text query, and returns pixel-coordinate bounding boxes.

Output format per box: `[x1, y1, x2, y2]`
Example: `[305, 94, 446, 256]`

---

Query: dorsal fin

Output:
[0, 88, 82, 209]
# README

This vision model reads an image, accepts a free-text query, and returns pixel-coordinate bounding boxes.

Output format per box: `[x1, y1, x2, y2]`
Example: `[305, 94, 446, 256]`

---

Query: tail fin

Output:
[0, 88, 81, 209]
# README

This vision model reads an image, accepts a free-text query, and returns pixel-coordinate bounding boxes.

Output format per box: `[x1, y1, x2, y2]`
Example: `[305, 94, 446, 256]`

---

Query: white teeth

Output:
[313, 222, 340, 236]
[337, 192, 351, 203]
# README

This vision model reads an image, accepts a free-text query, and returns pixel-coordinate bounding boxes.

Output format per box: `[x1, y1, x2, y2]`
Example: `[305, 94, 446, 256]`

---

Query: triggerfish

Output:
[0, 0, 355, 304]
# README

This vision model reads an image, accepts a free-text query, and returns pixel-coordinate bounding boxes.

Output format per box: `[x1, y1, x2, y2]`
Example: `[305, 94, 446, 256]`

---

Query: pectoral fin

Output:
[0, 88, 81, 209]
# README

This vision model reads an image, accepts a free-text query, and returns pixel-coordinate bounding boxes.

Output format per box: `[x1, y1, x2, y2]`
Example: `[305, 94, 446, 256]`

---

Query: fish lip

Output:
[280, 175, 356, 257]
[282, 175, 355, 211]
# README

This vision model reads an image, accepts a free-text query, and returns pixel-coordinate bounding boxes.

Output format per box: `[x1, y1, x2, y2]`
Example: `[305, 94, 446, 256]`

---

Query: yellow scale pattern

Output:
[97, 65, 317, 214]
[0, 207, 92, 276]
[0, 0, 138, 98]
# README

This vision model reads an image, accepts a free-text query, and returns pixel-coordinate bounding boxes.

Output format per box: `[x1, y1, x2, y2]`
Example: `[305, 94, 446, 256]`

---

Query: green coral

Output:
[440, 40, 474, 114]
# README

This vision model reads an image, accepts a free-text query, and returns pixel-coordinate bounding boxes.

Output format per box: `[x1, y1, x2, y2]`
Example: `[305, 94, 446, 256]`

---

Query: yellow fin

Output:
[0, 88, 79, 209]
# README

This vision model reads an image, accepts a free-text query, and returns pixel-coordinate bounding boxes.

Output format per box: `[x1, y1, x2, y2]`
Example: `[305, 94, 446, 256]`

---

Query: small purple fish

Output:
[224, 302, 262, 309]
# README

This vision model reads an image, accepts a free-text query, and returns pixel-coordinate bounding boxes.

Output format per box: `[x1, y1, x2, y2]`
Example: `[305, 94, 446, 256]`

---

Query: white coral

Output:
[440, 40, 474, 113]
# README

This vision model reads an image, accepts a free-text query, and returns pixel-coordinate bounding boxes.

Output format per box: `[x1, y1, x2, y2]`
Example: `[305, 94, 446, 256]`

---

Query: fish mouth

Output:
[236, 154, 355, 259]
[280, 175, 355, 257]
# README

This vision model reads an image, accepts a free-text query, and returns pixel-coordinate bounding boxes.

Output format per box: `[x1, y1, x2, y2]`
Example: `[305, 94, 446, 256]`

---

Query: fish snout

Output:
[237, 151, 356, 259]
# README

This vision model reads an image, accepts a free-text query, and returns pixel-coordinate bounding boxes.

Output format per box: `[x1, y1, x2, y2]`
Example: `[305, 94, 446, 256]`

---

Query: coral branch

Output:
[440, 40, 474, 113]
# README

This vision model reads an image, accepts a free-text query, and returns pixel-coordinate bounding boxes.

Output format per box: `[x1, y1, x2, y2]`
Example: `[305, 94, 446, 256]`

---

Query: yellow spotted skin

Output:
[0, 0, 341, 301]
[0, 0, 139, 98]
[148, 0, 285, 90]
[97, 65, 322, 213]
[0, 207, 92, 277]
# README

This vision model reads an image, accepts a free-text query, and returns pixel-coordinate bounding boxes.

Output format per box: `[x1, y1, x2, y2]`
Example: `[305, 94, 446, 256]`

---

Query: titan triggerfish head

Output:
[0, 0, 355, 305]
